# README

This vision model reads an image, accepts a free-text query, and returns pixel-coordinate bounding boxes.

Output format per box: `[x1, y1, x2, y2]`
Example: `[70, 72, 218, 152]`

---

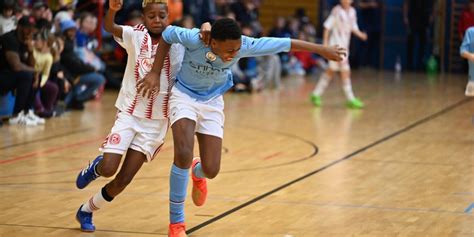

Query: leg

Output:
[195, 133, 222, 179]
[417, 28, 427, 71]
[169, 118, 195, 231]
[311, 68, 335, 106]
[104, 149, 146, 197]
[75, 72, 105, 102]
[341, 70, 364, 109]
[407, 31, 415, 71]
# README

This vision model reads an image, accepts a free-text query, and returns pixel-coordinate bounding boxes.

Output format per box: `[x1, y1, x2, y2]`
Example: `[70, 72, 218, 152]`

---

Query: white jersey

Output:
[114, 24, 185, 119]
[324, 5, 359, 49]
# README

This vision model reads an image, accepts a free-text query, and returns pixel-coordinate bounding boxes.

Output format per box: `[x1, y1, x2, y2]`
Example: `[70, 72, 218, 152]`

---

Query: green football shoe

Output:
[346, 98, 364, 109]
[310, 94, 322, 107]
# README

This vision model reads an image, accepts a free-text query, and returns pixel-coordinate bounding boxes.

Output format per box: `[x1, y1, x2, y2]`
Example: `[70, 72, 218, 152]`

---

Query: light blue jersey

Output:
[162, 25, 291, 101]
[460, 27, 474, 81]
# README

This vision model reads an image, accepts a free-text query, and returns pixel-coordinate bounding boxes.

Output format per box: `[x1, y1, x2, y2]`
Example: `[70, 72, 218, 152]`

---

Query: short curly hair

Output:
[211, 18, 242, 41]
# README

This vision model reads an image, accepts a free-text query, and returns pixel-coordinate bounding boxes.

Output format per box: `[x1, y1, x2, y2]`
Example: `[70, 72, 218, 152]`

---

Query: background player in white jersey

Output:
[310, 0, 368, 109]
[139, 18, 346, 236]
[73, 0, 187, 232]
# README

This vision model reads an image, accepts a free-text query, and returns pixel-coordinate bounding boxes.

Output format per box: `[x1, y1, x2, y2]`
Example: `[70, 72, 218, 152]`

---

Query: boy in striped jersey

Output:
[73, 0, 189, 232]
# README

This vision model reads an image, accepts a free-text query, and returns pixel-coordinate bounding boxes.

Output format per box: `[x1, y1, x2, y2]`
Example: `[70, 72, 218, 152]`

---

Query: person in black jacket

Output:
[59, 19, 105, 109]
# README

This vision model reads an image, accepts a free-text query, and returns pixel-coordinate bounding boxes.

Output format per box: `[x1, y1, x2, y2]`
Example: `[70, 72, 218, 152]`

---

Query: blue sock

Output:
[193, 162, 205, 179]
[169, 164, 189, 224]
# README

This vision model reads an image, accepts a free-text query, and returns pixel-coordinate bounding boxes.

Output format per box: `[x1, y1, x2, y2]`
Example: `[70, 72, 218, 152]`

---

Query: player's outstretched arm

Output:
[137, 37, 171, 98]
[290, 39, 347, 62]
[104, 0, 123, 39]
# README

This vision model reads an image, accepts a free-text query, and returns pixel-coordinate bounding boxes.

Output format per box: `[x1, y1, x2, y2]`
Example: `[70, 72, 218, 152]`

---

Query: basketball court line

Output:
[186, 98, 471, 234]
[0, 223, 165, 236]
[0, 128, 92, 150]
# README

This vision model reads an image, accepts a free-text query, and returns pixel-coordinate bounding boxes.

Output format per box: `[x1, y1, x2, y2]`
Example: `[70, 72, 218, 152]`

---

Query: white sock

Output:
[81, 190, 108, 213]
[342, 80, 356, 101]
[313, 74, 330, 96]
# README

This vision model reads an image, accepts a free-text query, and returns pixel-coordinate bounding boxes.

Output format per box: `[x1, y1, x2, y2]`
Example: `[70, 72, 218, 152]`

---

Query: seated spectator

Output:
[0, 0, 17, 36]
[291, 31, 319, 74]
[31, 1, 52, 22]
[49, 36, 71, 115]
[33, 29, 58, 118]
[0, 16, 44, 125]
[60, 19, 105, 110]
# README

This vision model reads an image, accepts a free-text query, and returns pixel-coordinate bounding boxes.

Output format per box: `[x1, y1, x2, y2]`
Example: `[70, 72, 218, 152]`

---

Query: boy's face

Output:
[211, 38, 241, 63]
[65, 28, 76, 40]
[341, 0, 353, 8]
[143, 3, 168, 35]
[80, 15, 97, 34]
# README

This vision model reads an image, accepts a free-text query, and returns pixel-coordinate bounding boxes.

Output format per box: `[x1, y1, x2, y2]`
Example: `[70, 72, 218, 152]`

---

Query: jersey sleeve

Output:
[460, 27, 474, 54]
[162, 25, 202, 50]
[114, 25, 135, 49]
[239, 36, 291, 57]
[351, 8, 360, 32]
[323, 8, 336, 29]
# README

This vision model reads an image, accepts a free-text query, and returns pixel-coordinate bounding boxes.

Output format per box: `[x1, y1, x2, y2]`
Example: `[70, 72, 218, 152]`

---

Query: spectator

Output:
[0, 0, 17, 36]
[0, 16, 44, 125]
[60, 19, 105, 110]
[459, 0, 474, 39]
[31, 1, 52, 22]
[183, 0, 216, 26]
[230, 0, 262, 35]
[33, 29, 58, 118]
[355, 0, 382, 69]
[403, 0, 434, 71]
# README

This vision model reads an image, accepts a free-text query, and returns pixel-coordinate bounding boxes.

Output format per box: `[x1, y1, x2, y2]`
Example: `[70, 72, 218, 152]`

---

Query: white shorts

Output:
[169, 87, 225, 138]
[328, 59, 351, 72]
[100, 111, 169, 162]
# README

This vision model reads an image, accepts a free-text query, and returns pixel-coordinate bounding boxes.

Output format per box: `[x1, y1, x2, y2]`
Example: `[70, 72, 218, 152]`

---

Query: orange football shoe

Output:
[168, 222, 187, 237]
[191, 157, 207, 206]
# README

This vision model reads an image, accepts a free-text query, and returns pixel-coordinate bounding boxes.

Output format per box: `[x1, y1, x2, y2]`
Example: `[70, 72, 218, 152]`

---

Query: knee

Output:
[174, 146, 194, 168]
[99, 163, 117, 178]
[202, 163, 220, 179]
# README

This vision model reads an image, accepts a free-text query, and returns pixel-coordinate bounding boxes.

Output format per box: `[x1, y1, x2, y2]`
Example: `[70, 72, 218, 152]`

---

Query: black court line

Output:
[187, 98, 471, 234]
[0, 223, 166, 236]
[0, 128, 92, 150]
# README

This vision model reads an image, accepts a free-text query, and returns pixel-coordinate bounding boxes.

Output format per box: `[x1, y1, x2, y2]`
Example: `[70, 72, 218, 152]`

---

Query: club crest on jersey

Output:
[206, 52, 217, 62]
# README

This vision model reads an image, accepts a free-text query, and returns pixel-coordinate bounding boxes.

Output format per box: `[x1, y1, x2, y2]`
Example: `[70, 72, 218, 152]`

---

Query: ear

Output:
[211, 39, 217, 48]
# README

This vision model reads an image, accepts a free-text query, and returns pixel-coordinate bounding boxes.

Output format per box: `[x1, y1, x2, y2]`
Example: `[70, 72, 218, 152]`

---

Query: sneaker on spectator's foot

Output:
[346, 98, 364, 109]
[9, 111, 37, 126]
[191, 157, 207, 207]
[76, 155, 103, 189]
[310, 94, 322, 107]
[76, 205, 95, 232]
[465, 81, 474, 97]
[168, 222, 187, 237]
[26, 110, 45, 124]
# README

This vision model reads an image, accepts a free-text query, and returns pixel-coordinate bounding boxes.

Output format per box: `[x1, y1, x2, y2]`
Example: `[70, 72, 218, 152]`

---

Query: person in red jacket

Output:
[458, 0, 474, 39]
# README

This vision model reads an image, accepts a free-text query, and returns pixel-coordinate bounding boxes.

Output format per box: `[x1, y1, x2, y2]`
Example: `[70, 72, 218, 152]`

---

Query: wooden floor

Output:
[0, 70, 473, 237]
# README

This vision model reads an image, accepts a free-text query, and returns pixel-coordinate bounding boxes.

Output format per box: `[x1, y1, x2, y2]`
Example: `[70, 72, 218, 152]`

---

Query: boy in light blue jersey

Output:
[460, 27, 474, 96]
[139, 18, 346, 236]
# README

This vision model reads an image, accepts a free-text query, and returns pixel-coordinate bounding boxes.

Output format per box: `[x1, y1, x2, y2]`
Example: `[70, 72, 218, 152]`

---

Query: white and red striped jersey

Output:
[114, 24, 184, 119]
[324, 5, 360, 49]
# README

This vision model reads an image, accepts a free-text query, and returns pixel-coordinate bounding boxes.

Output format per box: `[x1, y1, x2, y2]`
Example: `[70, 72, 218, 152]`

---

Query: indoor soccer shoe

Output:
[191, 157, 207, 207]
[76, 205, 95, 232]
[76, 155, 103, 189]
[169, 222, 187, 237]
[346, 98, 364, 109]
[310, 94, 322, 107]
[466, 81, 474, 97]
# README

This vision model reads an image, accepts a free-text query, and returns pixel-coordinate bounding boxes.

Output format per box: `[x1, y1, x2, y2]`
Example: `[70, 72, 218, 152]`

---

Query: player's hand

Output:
[109, 0, 123, 11]
[321, 45, 347, 62]
[137, 71, 161, 99]
[199, 22, 212, 47]
[360, 32, 368, 41]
